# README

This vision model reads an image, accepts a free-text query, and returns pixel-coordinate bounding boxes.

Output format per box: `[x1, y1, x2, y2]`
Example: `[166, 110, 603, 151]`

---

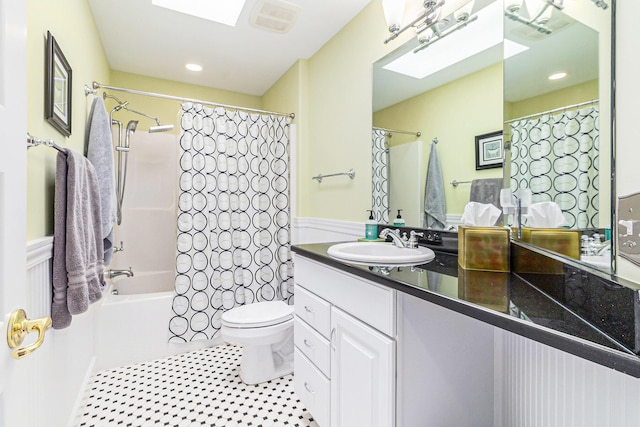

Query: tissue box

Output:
[458, 267, 509, 313]
[458, 226, 510, 272]
[518, 228, 580, 260]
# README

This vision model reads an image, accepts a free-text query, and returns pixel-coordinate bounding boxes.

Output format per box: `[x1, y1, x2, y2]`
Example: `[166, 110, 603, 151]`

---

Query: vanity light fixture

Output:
[591, 0, 608, 9]
[382, 0, 476, 44]
[548, 71, 567, 80]
[185, 63, 203, 72]
[504, 0, 564, 35]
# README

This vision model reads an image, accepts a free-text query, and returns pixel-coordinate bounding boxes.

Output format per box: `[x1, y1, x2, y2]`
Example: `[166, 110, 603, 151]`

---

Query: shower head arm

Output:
[103, 92, 128, 111]
[122, 106, 161, 126]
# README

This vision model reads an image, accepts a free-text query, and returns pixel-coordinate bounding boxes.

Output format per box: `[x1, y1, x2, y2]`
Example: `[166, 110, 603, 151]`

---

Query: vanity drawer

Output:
[295, 316, 331, 377]
[294, 285, 331, 338]
[294, 348, 330, 427]
[295, 256, 396, 336]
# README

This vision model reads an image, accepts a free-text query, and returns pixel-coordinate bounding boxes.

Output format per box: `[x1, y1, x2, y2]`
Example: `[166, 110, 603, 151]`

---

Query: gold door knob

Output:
[6, 309, 52, 359]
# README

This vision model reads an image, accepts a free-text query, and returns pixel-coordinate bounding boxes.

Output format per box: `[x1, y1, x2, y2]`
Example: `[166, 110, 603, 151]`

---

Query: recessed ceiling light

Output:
[548, 72, 568, 80]
[185, 63, 203, 72]
[152, 0, 247, 27]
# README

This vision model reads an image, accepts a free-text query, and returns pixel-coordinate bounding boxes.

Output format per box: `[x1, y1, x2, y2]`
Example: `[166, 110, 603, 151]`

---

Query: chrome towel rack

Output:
[26, 133, 64, 153]
[451, 179, 472, 187]
[312, 169, 355, 183]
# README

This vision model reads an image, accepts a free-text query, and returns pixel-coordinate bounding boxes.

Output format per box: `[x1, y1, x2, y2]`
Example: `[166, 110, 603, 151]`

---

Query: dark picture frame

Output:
[475, 130, 503, 170]
[45, 31, 72, 136]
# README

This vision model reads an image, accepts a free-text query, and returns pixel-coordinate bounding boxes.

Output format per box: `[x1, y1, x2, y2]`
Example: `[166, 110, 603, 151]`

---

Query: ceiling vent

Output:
[250, 0, 301, 34]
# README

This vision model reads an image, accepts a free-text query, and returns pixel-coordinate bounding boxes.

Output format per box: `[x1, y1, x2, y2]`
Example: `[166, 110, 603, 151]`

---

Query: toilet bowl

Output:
[221, 301, 294, 385]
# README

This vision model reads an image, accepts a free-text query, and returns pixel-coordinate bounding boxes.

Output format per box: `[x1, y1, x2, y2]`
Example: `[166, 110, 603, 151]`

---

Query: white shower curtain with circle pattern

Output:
[509, 105, 599, 228]
[372, 129, 389, 224]
[169, 103, 292, 342]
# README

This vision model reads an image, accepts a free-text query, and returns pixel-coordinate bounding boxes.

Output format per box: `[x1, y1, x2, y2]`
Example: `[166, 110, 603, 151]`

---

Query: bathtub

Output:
[95, 271, 221, 371]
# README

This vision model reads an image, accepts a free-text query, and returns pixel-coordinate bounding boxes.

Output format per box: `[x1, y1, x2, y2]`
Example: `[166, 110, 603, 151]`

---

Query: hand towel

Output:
[51, 149, 106, 329]
[52, 150, 71, 329]
[461, 202, 502, 226]
[423, 143, 446, 229]
[526, 201, 566, 228]
[469, 178, 503, 208]
[86, 97, 116, 265]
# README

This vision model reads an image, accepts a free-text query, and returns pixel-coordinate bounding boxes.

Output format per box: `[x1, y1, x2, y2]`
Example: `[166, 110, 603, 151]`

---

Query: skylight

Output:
[383, 0, 504, 80]
[152, 0, 247, 27]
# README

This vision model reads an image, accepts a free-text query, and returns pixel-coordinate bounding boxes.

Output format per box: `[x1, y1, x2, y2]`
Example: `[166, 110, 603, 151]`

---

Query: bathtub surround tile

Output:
[76, 345, 317, 427]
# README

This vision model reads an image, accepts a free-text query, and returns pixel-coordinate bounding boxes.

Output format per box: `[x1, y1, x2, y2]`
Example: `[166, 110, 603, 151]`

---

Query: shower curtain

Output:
[169, 103, 292, 342]
[509, 105, 599, 228]
[372, 129, 389, 224]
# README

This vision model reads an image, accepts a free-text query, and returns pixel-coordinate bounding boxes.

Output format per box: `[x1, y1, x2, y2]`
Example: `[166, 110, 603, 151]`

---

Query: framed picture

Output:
[475, 131, 503, 170]
[45, 31, 72, 136]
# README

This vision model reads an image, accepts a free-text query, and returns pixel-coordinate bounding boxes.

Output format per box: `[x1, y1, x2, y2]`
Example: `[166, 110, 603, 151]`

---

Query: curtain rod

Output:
[373, 126, 421, 137]
[88, 82, 295, 120]
[505, 99, 598, 124]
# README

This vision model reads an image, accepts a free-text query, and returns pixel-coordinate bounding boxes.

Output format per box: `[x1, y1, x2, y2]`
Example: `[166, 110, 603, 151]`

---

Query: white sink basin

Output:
[327, 242, 435, 266]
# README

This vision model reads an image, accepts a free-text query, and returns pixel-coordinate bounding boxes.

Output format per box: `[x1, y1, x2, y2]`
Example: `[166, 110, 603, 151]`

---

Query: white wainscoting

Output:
[292, 217, 364, 244]
[26, 237, 98, 427]
[495, 329, 640, 427]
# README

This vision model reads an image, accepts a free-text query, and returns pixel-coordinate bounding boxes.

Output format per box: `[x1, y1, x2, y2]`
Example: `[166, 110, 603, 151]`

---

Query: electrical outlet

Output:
[618, 192, 640, 265]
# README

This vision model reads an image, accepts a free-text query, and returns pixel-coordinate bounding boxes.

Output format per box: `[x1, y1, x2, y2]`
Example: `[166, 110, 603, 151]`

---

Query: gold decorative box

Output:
[458, 267, 509, 313]
[458, 226, 510, 272]
[517, 228, 580, 260]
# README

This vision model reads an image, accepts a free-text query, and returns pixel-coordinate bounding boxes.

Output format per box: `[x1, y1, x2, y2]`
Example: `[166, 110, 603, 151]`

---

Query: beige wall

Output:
[26, 2, 263, 240]
[506, 80, 598, 120]
[27, 0, 111, 239]
[107, 70, 262, 135]
[299, 0, 408, 221]
[374, 63, 504, 217]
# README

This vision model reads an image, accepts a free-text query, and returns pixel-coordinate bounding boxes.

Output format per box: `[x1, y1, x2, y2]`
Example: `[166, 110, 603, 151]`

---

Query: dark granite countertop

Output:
[291, 242, 640, 378]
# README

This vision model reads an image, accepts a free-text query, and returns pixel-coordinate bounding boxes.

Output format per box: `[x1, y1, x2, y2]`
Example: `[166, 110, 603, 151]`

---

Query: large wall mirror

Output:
[372, 0, 613, 270]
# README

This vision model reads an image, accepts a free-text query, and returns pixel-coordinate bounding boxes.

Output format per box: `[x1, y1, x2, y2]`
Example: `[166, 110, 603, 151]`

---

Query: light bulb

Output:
[382, 0, 406, 33]
[454, 0, 475, 22]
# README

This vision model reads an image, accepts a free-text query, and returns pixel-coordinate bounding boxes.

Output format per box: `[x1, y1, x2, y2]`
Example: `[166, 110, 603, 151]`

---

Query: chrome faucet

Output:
[380, 229, 424, 248]
[107, 268, 134, 278]
[379, 228, 406, 248]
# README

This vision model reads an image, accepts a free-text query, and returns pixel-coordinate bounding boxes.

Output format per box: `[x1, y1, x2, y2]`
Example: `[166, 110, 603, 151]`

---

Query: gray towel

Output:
[86, 97, 116, 265]
[52, 149, 106, 329]
[469, 178, 504, 226]
[423, 143, 446, 229]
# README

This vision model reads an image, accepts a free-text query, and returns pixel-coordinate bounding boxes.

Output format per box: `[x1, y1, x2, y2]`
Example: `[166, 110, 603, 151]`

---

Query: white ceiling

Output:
[87, 0, 371, 96]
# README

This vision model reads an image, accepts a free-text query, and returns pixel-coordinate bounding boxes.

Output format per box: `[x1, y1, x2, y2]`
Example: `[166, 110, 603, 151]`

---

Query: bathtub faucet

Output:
[107, 268, 134, 279]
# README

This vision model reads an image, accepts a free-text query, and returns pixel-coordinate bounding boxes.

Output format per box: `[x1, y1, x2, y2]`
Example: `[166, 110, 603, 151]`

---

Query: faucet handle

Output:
[407, 231, 424, 248]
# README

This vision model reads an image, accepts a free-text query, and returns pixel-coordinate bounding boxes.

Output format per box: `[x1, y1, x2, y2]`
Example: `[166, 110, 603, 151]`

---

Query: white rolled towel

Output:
[461, 202, 501, 226]
[526, 202, 566, 228]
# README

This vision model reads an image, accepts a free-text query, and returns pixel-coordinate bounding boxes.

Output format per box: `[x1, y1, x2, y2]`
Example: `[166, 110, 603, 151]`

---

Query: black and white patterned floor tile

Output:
[76, 345, 318, 427]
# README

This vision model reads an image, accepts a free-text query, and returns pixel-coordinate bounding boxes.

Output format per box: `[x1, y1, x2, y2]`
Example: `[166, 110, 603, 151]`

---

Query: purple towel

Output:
[52, 149, 106, 329]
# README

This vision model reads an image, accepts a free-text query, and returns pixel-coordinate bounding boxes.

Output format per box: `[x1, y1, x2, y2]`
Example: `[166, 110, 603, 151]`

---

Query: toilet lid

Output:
[221, 301, 294, 328]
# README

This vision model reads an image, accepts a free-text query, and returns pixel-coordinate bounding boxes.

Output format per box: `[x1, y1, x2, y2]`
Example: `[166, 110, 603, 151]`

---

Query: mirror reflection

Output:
[372, 0, 612, 270]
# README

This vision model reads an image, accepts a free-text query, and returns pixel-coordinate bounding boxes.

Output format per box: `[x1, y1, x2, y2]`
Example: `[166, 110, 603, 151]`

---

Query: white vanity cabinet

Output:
[293, 256, 396, 427]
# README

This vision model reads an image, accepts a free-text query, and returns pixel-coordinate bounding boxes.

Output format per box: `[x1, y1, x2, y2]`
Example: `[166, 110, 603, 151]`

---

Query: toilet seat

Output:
[221, 301, 294, 328]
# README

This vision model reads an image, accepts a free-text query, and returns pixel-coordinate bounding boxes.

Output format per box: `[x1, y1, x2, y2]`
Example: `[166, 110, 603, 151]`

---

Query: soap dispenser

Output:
[393, 209, 405, 227]
[365, 210, 378, 240]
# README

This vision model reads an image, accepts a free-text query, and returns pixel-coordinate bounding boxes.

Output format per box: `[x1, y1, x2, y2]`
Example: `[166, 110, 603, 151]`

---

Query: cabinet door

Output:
[331, 307, 395, 427]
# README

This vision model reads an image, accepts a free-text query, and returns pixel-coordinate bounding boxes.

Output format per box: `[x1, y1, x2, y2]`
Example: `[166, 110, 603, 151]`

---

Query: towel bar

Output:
[451, 180, 473, 187]
[312, 169, 355, 183]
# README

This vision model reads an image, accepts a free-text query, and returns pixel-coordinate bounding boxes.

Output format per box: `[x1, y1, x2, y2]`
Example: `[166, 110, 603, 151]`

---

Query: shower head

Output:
[126, 120, 138, 134]
[149, 124, 174, 133]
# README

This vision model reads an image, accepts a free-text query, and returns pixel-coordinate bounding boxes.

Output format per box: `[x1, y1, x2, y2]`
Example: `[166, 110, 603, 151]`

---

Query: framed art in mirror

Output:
[475, 130, 502, 170]
[45, 31, 72, 137]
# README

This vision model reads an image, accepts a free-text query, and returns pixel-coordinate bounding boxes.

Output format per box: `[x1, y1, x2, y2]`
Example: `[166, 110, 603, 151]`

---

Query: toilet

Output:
[221, 301, 295, 385]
